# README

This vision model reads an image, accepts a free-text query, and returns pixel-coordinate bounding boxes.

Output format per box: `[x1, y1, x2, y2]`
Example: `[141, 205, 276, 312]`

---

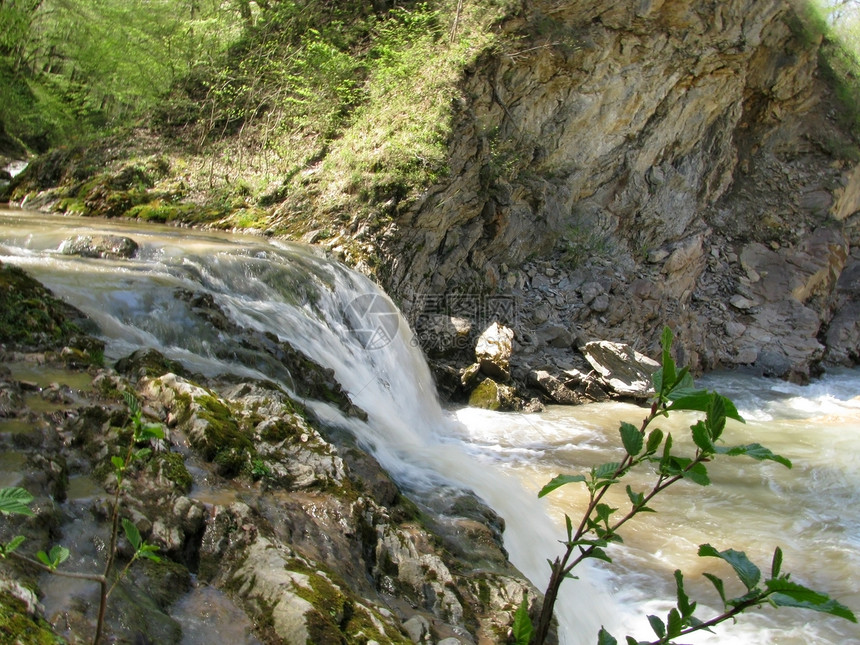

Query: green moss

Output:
[468, 379, 503, 411]
[190, 394, 257, 476]
[151, 451, 193, 492]
[291, 569, 410, 645]
[259, 417, 302, 443]
[125, 200, 226, 224]
[0, 592, 65, 645]
[213, 447, 247, 477]
[476, 578, 491, 606]
[195, 395, 247, 448]
[0, 263, 82, 349]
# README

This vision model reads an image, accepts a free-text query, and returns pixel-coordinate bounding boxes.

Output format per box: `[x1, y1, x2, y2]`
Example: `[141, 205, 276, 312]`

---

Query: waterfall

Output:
[0, 210, 620, 644]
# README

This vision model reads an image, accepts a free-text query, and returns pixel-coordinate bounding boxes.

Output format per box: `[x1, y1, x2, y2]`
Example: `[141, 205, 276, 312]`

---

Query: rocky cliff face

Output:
[383, 0, 859, 385]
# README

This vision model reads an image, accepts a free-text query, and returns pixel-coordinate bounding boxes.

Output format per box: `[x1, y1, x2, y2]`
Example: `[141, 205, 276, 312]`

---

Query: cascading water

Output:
[2, 209, 857, 644]
[0, 209, 618, 643]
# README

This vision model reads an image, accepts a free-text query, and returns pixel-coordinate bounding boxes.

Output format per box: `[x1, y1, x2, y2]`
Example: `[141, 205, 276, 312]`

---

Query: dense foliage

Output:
[0, 0, 241, 150]
[1, 0, 517, 242]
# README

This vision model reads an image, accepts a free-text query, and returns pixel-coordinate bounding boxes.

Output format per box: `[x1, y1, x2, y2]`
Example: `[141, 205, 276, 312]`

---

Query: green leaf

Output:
[597, 627, 618, 645]
[565, 514, 573, 542]
[595, 503, 617, 526]
[670, 390, 743, 423]
[703, 572, 727, 605]
[771, 546, 783, 579]
[666, 607, 683, 637]
[139, 544, 161, 562]
[1, 535, 26, 557]
[512, 596, 533, 645]
[667, 389, 711, 413]
[674, 367, 695, 392]
[123, 390, 141, 417]
[691, 420, 715, 453]
[133, 448, 152, 461]
[699, 544, 761, 591]
[36, 551, 52, 567]
[50, 545, 69, 566]
[593, 462, 622, 480]
[715, 444, 792, 468]
[111, 455, 125, 471]
[645, 428, 664, 454]
[766, 579, 857, 622]
[538, 474, 586, 498]
[682, 461, 710, 486]
[647, 614, 666, 639]
[716, 393, 743, 423]
[674, 569, 695, 618]
[620, 422, 643, 457]
[138, 423, 165, 440]
[660, 433, 674, 468]
[652, 367, 664, 398]
[0, 487, 35, 516]
[706, 394, 727, 439]
[122, 518, 142, 551]
[588, 547, 612, 563]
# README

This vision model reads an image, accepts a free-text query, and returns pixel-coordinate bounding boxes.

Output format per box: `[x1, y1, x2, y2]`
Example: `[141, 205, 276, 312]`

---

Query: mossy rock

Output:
[189, 394, 257, 475]
[150, 450, 193, 493]
[128, 557, 192, 610]
[468, 378, 517, 411]
[292, 569, 411, 645]
[0, 262, 86, 349]
[115, 348, 189, 379]
[0, 592, 63, 645]
[277, 341, 367, 420]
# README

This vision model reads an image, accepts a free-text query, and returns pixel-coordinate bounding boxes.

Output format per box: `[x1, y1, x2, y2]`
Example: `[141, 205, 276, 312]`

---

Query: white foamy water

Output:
[455, 370, 860, 645]
[2, 209, 858, 644]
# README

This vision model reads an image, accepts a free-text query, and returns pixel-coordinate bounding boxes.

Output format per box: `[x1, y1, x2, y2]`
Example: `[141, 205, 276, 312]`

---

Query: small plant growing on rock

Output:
[0, 391, 163, 645]
[515, 327, 857, 645]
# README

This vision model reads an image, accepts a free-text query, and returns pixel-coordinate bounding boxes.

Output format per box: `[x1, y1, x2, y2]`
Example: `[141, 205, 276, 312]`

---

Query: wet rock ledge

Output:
[0, 261, 541, 645]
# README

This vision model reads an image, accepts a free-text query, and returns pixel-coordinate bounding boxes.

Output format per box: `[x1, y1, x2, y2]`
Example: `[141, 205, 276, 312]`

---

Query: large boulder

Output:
[581, 341, 660, 399]
[527, 369, 584, 405]
[58, 234, 139, 259]
[468, 377, 518, 411]
[475, 322, 514, 381]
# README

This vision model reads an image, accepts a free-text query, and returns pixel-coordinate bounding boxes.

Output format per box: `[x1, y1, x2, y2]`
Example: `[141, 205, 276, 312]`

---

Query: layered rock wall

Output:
[384, 0, 859, 382]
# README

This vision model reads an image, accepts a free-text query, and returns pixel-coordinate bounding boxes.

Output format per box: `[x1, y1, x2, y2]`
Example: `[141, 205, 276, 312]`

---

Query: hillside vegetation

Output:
[2, 2, 859, 245]
[2, 1, 517, 246]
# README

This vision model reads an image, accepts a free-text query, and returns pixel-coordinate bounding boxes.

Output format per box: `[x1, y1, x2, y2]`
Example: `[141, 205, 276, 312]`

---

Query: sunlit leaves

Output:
[0, 535, 26, 558]
[767, 579, 857, 622]
[0, 487, 35, 516]
[596, 627, 617, 645]
[36, 545, 70, 571]
[698, 544, 762, 591]
[771, 546, 783, 579]
[538, 473, 586, 498]
[529, 326, 853, 645]
[715, 443, 792, 468]
[645, 428, 664, 454]
[122, 518, 161, 563]
[512, 596, 533, 645]
[620, 422, 643, 457]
